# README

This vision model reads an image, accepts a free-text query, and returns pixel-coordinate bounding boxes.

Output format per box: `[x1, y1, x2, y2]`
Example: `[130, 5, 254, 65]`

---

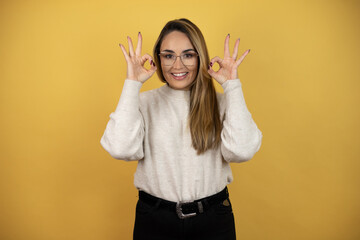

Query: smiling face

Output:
[160, 31, 198, 91]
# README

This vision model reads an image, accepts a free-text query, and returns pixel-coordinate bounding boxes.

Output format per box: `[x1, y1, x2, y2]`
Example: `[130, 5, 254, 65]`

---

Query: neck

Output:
[160, 83, 190, 101]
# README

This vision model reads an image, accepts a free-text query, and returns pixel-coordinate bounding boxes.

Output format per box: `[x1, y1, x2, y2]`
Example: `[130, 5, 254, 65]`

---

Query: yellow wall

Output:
[1, 0, 359, 239]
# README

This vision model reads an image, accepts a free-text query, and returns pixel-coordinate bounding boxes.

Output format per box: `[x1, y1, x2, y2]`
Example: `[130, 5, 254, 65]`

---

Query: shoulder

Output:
[140, 83, 164, 95]
[216, 91, 225, 105]
[215, 91, 226, 118]
[139, 87, 158, 99]
[139, 85, 165, 108]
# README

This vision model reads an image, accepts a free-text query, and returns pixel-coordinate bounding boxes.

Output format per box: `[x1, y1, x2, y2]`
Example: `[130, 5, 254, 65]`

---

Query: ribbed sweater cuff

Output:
[221, 79, 242, 92]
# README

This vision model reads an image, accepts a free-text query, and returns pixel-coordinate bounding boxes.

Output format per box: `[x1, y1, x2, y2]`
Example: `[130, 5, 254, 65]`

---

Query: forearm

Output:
[220, 79, 262, 162]
[100, 79, 145, 161]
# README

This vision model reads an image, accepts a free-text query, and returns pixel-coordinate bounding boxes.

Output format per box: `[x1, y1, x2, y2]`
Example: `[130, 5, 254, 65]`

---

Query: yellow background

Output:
[1, 0, 359, 239]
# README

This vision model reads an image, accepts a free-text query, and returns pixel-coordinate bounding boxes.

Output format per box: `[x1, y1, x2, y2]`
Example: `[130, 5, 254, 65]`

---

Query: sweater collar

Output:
[159, 83, 190, 101]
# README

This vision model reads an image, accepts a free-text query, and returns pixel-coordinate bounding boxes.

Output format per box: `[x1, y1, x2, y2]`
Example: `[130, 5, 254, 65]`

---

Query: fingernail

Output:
[138, 31, 141, 35]
[248, 49, 251, 52]
[150, 60, 153, 65]
[210, 62, 213, 67]
[228, 33, 230, 37]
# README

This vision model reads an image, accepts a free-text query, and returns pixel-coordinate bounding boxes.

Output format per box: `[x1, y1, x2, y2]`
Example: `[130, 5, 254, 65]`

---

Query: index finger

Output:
[224, 34, 230, 58]
[135, 32, 142, 56]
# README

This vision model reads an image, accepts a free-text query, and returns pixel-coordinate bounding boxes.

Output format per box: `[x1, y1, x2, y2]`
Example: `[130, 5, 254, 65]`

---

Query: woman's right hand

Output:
[119, 32, 157, 83]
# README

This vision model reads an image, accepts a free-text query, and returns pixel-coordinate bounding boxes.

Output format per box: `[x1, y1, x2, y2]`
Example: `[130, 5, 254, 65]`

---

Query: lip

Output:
[171, 72, 189, 80]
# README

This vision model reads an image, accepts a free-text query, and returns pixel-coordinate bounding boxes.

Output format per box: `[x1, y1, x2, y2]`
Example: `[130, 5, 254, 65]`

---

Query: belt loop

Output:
[197, 201, 204, 213]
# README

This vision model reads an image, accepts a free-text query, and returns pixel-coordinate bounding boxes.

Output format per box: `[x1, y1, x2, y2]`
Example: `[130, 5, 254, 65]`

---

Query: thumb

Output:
[208, 63, 220, 80]
[208, 65, 226, 85]
[207, 67, 216, 79]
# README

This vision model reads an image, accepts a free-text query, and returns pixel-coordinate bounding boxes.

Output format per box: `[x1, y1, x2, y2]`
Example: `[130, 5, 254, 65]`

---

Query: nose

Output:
[173, 56, 184, 69]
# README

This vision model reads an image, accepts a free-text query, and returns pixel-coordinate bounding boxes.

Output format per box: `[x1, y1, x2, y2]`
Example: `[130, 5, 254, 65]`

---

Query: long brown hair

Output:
[153, 18, 222, 154]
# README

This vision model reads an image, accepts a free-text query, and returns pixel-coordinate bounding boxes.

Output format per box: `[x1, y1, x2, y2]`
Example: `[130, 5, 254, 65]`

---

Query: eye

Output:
[164, 54, 175, 59]
[183, 53, 195, 59]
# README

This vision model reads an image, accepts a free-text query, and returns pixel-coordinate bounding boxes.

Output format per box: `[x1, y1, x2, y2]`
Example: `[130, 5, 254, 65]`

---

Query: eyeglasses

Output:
[158, 51, 198, 66]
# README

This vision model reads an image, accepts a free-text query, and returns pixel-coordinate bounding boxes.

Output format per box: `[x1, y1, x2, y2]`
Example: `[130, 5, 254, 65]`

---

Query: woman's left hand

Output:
[208, 34, 250, 85]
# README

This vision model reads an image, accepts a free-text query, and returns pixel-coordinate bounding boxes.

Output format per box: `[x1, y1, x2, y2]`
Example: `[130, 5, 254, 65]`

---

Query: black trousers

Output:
[133, 189, 236, 240]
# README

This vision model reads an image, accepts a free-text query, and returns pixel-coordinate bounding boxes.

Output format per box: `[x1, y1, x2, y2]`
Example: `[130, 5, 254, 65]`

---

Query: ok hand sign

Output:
[208, 34, 250, 85]
[119, 32, 157, 83]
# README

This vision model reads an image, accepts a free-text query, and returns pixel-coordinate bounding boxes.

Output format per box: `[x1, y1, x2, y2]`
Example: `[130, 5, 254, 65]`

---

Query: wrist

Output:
[127, 78, 144, 83]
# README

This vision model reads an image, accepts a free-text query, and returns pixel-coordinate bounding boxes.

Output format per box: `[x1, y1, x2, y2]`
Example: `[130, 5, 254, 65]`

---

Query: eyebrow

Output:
[161, 49, 196, 53]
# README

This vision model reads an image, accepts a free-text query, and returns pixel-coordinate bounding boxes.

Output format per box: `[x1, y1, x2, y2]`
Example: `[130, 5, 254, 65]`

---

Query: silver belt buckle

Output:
[176, 201, 204, 219]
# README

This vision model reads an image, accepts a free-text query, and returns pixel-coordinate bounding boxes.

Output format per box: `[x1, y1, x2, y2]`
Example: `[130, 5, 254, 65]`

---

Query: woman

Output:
[100, 18, 262, 240]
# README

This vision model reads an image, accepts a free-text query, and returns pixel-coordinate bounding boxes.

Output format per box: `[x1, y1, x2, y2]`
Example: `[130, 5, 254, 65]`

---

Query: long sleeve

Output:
[100, 79, 145, 161]
[220, 79, 262, 163]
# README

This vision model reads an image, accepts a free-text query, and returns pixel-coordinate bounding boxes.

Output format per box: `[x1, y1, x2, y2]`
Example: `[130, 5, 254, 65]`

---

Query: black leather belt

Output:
[138, 187, 229, 219]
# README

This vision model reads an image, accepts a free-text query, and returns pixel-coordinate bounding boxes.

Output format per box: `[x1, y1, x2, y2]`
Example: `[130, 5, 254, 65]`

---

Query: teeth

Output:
[173, 73, 187, 77]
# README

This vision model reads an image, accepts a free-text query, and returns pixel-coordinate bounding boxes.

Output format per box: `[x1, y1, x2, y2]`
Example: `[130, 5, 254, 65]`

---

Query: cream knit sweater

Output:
[100, 79, 262, 202]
